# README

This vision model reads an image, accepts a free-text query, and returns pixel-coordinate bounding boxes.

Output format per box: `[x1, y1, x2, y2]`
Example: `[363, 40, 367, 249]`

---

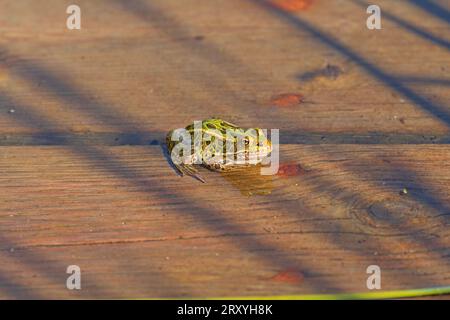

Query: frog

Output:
[166, 118, 272, 183]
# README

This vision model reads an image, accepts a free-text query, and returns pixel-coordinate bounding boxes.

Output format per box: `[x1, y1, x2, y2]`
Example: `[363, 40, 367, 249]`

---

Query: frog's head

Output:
[238, 128, 272, 163]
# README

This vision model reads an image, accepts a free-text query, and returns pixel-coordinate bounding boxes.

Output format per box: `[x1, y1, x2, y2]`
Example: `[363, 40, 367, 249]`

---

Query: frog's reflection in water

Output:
[218, 164, 274, 196]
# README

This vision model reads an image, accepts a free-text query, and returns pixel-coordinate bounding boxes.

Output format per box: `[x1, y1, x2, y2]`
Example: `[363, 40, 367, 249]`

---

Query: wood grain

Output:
[0, 145, 449, 298]
[0, 0, 449, 136]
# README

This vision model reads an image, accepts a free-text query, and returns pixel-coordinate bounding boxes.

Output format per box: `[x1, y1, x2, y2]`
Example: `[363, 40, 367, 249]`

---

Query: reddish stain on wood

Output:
[269, 269, 304, 284]
[270, 93, 304, 107]
[277, 163, 305, 177]
[271, 0, 314, 12]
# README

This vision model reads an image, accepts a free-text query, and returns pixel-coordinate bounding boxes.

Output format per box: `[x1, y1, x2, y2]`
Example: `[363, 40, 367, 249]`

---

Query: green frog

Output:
[166, 119, 272, 182]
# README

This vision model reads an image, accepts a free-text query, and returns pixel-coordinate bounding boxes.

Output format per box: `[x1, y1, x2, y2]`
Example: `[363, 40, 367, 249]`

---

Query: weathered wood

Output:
[0, 0, 449, 299]
[0, 0, 449, 136]
[0, 145, 449, 298]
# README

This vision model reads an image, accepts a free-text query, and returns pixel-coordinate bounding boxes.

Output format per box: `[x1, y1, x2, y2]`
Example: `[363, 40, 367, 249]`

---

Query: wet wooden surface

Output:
[0, 0, 449, 298]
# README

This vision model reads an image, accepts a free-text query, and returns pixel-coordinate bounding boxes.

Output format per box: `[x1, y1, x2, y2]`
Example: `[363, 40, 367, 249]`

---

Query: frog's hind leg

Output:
[176, 164, 206, 183]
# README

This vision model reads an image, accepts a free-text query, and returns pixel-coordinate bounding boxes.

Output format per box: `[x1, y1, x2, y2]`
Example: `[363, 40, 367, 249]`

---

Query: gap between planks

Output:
[0, 131, 449, 145]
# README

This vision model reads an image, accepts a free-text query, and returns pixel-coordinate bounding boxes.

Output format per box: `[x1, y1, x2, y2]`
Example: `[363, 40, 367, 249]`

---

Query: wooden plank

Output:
[0, 145, 449, 298]
[0, 0, 449, 300]
[0, 0, 449, 137]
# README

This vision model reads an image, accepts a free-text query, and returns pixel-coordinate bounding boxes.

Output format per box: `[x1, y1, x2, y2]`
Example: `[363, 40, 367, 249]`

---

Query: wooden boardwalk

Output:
[0, 0, 449, 298]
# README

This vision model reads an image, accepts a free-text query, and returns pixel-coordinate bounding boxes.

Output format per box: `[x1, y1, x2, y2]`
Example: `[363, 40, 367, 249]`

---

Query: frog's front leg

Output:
[175, 155, 206, 183]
